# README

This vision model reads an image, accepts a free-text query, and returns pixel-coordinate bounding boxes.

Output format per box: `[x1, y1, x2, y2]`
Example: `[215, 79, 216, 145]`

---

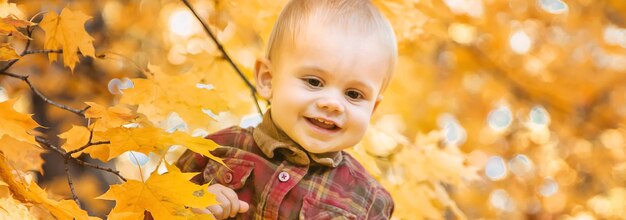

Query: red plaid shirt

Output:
[175, 114, 394, 219]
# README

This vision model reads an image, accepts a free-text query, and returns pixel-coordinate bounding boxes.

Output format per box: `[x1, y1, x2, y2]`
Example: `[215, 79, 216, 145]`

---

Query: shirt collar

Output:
[252, 111, 342, 167]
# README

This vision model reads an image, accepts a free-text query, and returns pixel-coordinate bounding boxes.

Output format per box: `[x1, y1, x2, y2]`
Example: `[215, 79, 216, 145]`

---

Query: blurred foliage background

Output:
[2, 0, 626, 219]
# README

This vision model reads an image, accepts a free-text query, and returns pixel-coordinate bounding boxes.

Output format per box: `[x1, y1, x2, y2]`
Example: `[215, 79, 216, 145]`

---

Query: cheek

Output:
[347, 108, 371, 135]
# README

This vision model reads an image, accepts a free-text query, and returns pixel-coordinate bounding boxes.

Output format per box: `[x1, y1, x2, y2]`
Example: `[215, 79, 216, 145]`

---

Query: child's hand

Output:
[193, 184, 250, 219]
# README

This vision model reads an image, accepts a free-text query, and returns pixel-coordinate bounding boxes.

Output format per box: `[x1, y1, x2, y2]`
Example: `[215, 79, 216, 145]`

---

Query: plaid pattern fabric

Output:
[176, 116, 394, 220]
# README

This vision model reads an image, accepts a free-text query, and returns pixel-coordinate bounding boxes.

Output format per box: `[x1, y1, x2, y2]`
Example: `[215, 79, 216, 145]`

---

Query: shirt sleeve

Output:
[366, 186, 395, 219]
[174, 149, 209, 184]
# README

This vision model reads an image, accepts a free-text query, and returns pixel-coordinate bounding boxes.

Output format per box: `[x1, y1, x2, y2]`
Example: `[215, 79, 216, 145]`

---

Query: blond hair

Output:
[266, 0, 397, 91]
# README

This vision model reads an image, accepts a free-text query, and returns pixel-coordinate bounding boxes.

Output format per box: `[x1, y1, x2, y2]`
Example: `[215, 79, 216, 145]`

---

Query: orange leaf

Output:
[58, 125, 109, 161]
[0, 152, 96, 220]
[97, 163, 217, 220]
[120, 64, 227, 130]
[39, 8, 95, 71]
[0, 136, 44, 173]
[0, 43, 19, 61]
[0, 99, 39, 145]
[0, 16, 33, 39]
[84, 102, 136, 131]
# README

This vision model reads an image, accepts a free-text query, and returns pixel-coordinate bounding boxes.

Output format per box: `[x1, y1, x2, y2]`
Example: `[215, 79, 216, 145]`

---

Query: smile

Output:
[305, 117, 340, 131]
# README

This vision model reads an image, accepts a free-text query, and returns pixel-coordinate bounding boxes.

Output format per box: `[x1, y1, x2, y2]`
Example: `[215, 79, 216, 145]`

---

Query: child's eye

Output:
[345, 90, 364, 100]
[305, 78, 323, 87]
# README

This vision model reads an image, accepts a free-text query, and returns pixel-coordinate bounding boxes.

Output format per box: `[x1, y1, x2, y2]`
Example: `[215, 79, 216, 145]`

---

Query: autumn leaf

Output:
[58, 125, 109, 161]
[0, 16, 33, 39]
[0, 152, 94, 220]
[94, 124, 223, 165]
[99, 126, 163, 161]
[0, 99, 39, 145]
[0, 197, 35, 219]
[39, 7, 95, 71]
[0, 0, 23, 19]
[0, 136, 45, 173]
[84, 102, 136, 131]
[0, 42, 18, 61]
[97, 163, 218, 220]
[120, 64, 227, 130]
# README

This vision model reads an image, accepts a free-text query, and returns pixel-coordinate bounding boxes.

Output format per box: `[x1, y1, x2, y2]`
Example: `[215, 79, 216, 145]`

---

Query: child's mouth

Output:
[305, 117, 339, 131]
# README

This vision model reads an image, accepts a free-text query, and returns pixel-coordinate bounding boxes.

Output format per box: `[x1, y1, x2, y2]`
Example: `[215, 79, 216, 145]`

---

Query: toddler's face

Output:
[257, 22, 392, 153]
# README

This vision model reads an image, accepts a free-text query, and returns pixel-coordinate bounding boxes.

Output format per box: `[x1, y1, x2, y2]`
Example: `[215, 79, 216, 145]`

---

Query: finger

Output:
[192, 207, 216, 219]
[215, 192, 231, 219]
[221, 189, 240, 218]
[206, 205, 223, 219]
[238, 200, 249, 213]
[217, 190, 232, 219]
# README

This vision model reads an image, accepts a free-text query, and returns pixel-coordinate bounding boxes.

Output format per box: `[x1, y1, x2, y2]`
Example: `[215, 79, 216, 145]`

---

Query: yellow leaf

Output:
[0, 43, 18, 61]
[84, 102, 136, 131]
[99, 126, 163, 161]
[169, 131, 224, 166]
[0, 197, 36, 220]
[58, 125, 109, 161]
[0, 0, 24, 19]
[120, 64, 227, 130]
[97, 163, 218, 220]
[0, 16, 33, 39]
[0, 99, 39, 145]
[96, 125, 223, 165]
[0, 136, 44, 173]
[39, 8, 95, 71]
[0, 152, 95, 220]
[28, 182, 93, 220]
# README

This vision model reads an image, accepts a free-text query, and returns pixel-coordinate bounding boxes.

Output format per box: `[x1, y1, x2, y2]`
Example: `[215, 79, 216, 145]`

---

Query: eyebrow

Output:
[298, 65, 330, 77]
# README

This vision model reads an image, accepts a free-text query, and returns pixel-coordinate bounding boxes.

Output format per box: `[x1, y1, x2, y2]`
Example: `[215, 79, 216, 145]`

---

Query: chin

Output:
[301, 142, 333, 154]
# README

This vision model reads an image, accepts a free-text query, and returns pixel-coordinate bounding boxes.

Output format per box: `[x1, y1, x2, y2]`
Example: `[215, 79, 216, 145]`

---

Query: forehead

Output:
[278, 19, 392, 83]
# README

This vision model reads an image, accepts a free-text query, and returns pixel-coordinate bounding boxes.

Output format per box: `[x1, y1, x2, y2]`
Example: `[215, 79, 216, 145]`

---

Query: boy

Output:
[176, 0, 397, 219]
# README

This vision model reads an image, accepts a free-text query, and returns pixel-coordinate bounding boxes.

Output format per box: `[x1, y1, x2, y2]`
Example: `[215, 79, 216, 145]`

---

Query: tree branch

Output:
[35, 136, 127, 182]
[64, 158, 81, 207]
[0, 72, 86, 117]
[181, 0, 263, 115]
[71, 159, 127, 182]
[22, 49, 63, 55]
[66, 141, 110, 156]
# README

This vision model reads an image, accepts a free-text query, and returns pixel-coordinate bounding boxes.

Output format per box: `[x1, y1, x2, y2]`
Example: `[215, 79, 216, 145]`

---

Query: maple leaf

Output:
[0, 0, 23, 19]
[39, 7, 95, 71]
[0, 99, 39, 145]
[0, 136, 45, 173]
[99, 126, 163, 161]
[0, 152, 95, 220]
[97, 163, 217, 220]
[120, 64, 227, 130]
[0, 42, 18, 61]
[94, 125, 223, 165]
[58, 125, 109, 161]
[0, 197, 35, 219]
[84, 102, 136, 131]
[0, 16, 34, 39]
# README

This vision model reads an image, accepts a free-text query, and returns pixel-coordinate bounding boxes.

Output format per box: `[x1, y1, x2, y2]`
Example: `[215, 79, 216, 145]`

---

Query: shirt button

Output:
[278, 171, 290, 182]
[223, 172, 233, 184]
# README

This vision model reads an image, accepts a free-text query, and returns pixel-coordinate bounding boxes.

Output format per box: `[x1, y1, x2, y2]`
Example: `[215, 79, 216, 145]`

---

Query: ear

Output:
[254, 57, 273, 100]
[372, 95, 383, 113]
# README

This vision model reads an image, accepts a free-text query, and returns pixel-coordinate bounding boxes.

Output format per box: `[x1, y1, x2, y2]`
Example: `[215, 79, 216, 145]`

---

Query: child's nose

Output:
[316, 97, 345, 113]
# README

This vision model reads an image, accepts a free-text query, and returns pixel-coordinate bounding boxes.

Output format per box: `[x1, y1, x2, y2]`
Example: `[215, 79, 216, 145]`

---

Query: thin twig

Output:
[72, 159, 127, 182]
[35, 136, 127, 182]
[66, 141, 110, 156]
[0, 72, 86, 117]
[181, 0, 263, 115]
[22, 49, 63, 55]
[20, 26, 34, 56]
[64, 158, 81, 207]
